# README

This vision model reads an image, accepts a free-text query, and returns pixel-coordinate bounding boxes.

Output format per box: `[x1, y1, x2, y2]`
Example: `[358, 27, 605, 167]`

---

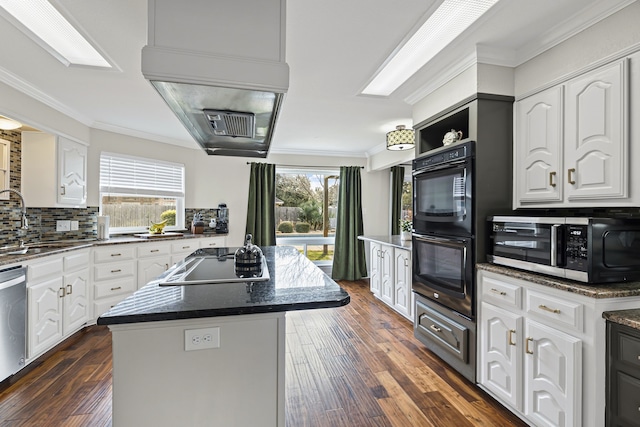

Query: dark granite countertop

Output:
[358, 235, 411, 250]
[603, 309, 640, 331]
[477, 263, 640, 299]
[0, 233, 228, 266]
[97, 245, 350, 325]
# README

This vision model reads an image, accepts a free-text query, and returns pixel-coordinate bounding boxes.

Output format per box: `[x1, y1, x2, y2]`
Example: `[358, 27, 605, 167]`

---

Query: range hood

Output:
[142, 0, 289, 157]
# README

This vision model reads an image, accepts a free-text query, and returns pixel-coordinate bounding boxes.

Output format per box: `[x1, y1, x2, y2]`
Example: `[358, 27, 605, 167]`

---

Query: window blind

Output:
[100, 152, 184, 198]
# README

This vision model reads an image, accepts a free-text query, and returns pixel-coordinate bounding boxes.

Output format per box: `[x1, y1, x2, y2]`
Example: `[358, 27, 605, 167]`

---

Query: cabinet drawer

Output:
[63, 250, 90, 273]
[525, 290, 583, 332]
[93, 261, 135, 282]
[93, 246, 135, 263]
[171, 241, 199, 254]
[415, 301, 468, 362]
[200, 237, 225, 248]
[28, 257, 63, 282]
[619, 331, 640, 370]
[481, 275, 522, 309]
[137, 243, 170, 258]
[94, 295, 130, 318]
[94, 277, 136, 300]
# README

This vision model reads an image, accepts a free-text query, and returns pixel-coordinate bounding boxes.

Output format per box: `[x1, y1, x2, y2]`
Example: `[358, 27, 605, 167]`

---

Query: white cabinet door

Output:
[524, 320, 582, 427]
[379, 246, 394, 305]
[137, 257, 171, 288]
[564, 59, 627, 201]
[369, 242, 381, 296]
[62, 269, 90, 335]
[57, 136, 87, 206]
[393, 248, 412, 319]
[28, 277, 64, 358]
[515, 86, 563, 204]
[479, 302, 523, 411]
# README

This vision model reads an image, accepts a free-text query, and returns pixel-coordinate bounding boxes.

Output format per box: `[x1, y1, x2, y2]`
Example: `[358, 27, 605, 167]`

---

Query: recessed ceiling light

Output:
[0, 0, 111, 68]
[362, 0, 499, 96]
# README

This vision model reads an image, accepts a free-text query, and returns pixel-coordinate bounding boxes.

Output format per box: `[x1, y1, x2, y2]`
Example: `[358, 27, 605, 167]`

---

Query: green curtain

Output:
[390, 165, 404, 235]
[331, 166, 367, 280]
[245, 162, 276, 246]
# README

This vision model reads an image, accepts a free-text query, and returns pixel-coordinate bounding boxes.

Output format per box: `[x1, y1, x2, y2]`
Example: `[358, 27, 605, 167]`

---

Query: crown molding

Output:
[0, 65, 93, 126]
[269, 146, 368, 158]
[91, 121, 200, 149]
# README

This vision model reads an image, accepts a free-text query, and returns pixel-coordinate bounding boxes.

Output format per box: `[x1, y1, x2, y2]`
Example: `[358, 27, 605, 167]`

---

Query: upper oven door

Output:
[413, 160, 473, 237]
[412, 233, 474, 318]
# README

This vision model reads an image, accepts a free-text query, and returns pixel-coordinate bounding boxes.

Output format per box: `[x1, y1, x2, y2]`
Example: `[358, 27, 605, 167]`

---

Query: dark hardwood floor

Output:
[0, 280, 526, 426]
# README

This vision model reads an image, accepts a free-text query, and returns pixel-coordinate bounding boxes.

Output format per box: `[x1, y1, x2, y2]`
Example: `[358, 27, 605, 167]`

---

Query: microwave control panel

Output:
[565, 225, 588, 272]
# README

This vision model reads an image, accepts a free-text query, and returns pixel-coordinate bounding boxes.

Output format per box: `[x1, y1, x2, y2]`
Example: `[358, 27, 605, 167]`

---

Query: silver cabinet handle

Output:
[538, 304, 561, 314]
[66, 284, 72, 295]
[490, 288, 506, 296]
[59, 287, 66, 298]
[111, 269, 121, 273]
[429, 324, 441, 333]
[110, 253, 121, 257]
[151, 249, 159, 253]
[60, 185, 66, 195]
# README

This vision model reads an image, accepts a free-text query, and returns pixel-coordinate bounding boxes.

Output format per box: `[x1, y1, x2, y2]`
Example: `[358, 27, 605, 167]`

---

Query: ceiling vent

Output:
[205, 110, 255, 138]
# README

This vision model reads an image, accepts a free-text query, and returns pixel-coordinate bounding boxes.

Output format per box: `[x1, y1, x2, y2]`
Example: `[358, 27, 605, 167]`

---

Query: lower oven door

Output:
[412, 233, 474, 319]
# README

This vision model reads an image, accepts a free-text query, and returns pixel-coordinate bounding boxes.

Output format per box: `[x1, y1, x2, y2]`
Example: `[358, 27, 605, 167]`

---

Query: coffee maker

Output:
[215, 203, 228, 234]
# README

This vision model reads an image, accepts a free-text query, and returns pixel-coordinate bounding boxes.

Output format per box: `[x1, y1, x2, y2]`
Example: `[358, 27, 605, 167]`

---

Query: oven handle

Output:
[550, 224, 560, 267]
[412, 160, 467, 175]
[413, 234, 467, 246]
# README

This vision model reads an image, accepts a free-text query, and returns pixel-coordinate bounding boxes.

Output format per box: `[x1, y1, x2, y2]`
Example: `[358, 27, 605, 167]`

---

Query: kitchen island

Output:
[97, 246, 349, 427]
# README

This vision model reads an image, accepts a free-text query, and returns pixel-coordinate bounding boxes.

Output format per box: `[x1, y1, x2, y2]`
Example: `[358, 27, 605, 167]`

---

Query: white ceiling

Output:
[0, 0, 633, 157]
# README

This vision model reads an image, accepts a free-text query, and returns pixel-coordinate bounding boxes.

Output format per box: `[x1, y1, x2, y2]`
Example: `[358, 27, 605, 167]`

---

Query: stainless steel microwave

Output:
[488, 216, 640, 284]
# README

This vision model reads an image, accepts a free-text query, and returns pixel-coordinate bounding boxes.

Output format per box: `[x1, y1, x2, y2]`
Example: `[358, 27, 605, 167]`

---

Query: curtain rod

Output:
[246, 162, 363, 169]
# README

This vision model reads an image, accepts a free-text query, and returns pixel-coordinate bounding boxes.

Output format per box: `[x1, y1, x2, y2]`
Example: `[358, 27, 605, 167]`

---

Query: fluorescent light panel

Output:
[0, 0, 110, 68]
[362, 0, 499, 96]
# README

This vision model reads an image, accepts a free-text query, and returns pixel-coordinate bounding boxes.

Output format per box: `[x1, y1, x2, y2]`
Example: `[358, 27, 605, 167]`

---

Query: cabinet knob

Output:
[568, 168, 576, 185]
[549, 171, 557, 188]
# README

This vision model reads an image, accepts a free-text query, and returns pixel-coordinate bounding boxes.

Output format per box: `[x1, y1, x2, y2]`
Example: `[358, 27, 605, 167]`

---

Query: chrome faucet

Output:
[0, 189, 29, 230]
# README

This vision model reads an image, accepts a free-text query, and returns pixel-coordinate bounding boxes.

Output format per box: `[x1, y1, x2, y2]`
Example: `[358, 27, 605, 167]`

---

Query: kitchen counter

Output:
[358, 234, 411, 249]
[0, 232, 228, 266]
[97, 245, 349, 325]
[603, 309, 640, 331]
[98, 245, 349, 427]
[477, 262, 640, 299]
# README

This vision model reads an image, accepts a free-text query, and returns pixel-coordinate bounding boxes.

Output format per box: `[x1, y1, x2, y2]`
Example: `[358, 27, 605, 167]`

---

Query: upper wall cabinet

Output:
[22, 132, 88, 208]
[514, 58, 630, 208]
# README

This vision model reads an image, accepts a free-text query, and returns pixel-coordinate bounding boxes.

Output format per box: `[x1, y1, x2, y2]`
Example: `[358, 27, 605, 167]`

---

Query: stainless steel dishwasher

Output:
[0, 265, 27, 382]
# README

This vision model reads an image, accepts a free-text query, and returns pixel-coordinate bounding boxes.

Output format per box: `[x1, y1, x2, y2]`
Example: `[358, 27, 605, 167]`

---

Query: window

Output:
[402, 168, 413, 221]
[275, 167, 339, 264]
[99, 152, 185, 233]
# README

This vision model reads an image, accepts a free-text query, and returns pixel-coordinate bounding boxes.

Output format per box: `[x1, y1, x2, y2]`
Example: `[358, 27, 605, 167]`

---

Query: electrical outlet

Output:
[185, 327, 220, 351]
[56, 220, 71, 232]
[70, 220, 79, 231]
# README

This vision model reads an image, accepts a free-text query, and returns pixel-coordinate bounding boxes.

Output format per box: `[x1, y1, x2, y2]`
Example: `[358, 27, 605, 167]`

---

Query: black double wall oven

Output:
[411, 141, 478, 382]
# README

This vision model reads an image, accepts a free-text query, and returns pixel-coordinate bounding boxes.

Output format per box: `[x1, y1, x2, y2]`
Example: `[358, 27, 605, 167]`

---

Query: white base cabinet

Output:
[364, 239, 413, 321]
[27, 250, 90, 359]
[478, 269, 640, 427]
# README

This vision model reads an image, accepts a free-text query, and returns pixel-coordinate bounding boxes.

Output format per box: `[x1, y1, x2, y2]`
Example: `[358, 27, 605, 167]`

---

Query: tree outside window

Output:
[275, 168, 339, 262]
